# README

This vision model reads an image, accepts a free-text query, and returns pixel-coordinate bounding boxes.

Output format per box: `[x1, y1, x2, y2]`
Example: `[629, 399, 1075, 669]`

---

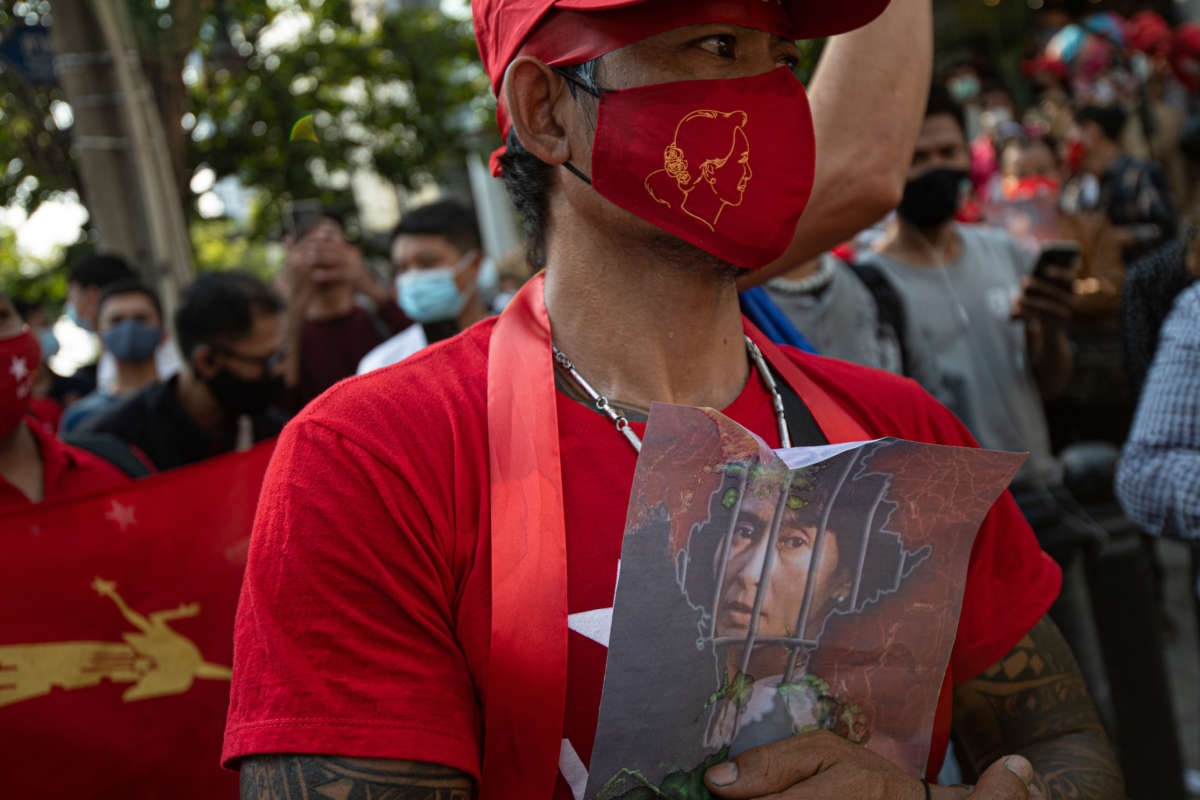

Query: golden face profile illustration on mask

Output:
[0, 577, 231, 708]
[644, 109, 753, 231]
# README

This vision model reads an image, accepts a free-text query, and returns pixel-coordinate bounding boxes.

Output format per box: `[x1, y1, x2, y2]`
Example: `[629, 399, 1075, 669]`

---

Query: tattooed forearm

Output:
[952, 616, 1125, 800]
[240, 754, 476, 800]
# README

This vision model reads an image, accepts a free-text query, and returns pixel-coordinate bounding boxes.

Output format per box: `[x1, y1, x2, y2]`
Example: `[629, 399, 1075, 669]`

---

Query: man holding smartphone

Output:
[278, 206, 410, 409]
[861, 85, 1076, 495]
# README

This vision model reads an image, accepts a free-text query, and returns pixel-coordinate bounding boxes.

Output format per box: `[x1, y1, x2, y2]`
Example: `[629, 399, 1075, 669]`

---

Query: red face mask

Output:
[559, 67, 815, 270]
[1065, 138, 1087, 172]
[0, 327, 38, 437]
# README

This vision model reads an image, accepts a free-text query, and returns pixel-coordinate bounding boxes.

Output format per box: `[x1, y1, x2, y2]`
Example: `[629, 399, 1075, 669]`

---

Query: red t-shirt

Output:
[295, 302, 409, 409]
[0, 418, 130, 512]
[224, 318, 1060, 790]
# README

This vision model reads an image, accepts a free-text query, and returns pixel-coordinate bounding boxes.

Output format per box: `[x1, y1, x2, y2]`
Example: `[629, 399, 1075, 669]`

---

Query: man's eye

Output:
[734, 523, 755, 540]
[777, 53, 800, 72]
[780, 536, 809, 550]
[698, 34, 737, 60]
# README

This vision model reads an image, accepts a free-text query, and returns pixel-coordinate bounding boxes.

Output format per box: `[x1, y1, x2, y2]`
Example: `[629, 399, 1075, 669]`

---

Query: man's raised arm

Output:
[743, 0, 932, 286]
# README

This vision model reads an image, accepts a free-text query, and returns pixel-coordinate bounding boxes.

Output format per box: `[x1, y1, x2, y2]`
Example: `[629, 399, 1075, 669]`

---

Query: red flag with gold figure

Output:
[0, 441, 275, 798]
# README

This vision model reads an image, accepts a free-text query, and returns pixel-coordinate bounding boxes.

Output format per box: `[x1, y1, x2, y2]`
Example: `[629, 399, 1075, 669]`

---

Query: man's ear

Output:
[504, 57, 573, 166]
[457, 249, 485, 293]
[191, 344, 216, 380]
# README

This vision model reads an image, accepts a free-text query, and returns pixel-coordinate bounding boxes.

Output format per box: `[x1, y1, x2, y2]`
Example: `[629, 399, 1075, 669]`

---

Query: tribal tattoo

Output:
[951, 616, 1125, 800]
[239, 755, 476, 800]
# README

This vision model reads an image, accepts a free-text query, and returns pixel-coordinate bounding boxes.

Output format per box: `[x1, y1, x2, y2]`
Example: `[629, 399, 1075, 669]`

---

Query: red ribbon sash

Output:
[483, 273, 868, 799]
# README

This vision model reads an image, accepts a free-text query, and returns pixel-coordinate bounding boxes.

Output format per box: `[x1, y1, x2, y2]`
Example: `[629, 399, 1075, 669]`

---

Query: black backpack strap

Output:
[848, 259, 913, 377]
[770, 364, 829, 447]
[62, 432, 154, 478]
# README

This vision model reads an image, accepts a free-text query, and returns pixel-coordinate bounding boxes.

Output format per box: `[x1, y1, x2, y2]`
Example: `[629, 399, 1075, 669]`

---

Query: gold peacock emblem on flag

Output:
[0, 577, 232, 708]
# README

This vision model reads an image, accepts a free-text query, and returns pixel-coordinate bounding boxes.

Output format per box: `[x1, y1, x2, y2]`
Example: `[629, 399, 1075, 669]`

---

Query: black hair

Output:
[1076, 104, 1127, 143]
[67, 253, 137, 289]
[925, 84, 968, 140]
[174, 272, 283, 359]
[1026, 133, 1060, 163]
[390, 199, 481, 255]
[11, 297, 38, 318]
[498, 58, 601, 269]
[980, 80, 1014, 104]
[98, 279, 164, 323]
[318, 207, 346, 230]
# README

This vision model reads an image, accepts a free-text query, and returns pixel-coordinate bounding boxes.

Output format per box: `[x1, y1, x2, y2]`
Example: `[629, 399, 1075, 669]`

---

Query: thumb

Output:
[968, 755, 1034, 800]
[704, 732, 831, 799]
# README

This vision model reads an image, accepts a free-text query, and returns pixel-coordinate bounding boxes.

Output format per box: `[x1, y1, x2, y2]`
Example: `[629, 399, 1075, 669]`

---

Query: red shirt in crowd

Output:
[0, 418, 130, 512]
[224, 318, 1060, 791]
[294, 301, 409, 410]
[28, 396, 63, 433]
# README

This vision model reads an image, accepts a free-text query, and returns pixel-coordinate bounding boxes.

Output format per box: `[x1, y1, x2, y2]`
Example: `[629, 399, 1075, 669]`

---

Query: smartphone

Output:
[1032, 241, 1080, 287]
[284, 199, 324, 241]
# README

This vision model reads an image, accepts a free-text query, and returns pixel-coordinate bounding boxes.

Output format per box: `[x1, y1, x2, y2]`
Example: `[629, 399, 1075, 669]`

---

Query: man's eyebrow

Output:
[771, 34, 797, 47]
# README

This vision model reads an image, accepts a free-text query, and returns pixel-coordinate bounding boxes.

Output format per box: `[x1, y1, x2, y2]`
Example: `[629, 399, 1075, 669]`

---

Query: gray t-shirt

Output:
[859, 225, 1056, 487]
[765, 253, 905, 374]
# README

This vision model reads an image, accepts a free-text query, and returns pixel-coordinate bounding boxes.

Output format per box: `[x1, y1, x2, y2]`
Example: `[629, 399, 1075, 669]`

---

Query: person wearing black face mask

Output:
[80, 273, 287, 471]
[860, 89, 1117, 675]
[860, 85, 1076, 495]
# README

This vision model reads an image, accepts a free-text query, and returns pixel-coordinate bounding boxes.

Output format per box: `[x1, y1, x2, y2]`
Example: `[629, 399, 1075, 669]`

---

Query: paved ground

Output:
[1159, 538, 1200, 799]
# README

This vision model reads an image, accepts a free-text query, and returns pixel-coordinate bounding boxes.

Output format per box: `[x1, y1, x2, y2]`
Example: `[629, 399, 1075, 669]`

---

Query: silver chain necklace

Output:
[551, 336, 792, 453]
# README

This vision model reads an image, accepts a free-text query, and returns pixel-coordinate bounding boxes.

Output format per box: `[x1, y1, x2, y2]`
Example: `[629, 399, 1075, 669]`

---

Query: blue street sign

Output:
[0, 24, 56, 86]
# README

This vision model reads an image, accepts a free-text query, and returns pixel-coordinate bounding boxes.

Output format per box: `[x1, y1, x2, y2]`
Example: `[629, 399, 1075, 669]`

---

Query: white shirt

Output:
[356, 323, 428, 375]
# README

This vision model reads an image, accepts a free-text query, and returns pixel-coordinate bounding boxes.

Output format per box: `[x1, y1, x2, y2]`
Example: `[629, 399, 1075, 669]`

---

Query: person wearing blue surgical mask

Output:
[358, 200, 494, 374]
[60, 280, 165, 433]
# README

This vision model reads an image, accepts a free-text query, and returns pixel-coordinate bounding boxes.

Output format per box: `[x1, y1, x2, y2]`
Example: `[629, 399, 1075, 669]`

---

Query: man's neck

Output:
[778, 256, 824, 282]
[1091, 141, 1122, 178]
[112, 359, 158, 394]
[543, 215, 749, 415]
[0, 421, 44, 501]
[878, 217, 961, 267]
[175, 370, 229, 437]
[457, 292, 488, 331]
[306, 284, 356, 322]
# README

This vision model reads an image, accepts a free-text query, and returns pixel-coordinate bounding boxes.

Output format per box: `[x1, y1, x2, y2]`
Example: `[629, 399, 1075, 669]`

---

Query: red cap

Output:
[475, 0, 891, 173]
[1171, 22, 1200, 91]
[1129, 10, 1171, 58]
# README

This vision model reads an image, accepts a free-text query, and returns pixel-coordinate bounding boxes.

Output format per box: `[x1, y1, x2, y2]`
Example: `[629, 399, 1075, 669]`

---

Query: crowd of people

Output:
[745, 10, 1200, 547]
[1, 198, 512, 496]
[4, 0, 1200, 797]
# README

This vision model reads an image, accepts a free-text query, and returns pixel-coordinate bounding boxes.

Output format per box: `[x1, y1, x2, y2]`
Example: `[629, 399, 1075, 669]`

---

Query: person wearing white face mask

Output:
[357, 200, 495, 374]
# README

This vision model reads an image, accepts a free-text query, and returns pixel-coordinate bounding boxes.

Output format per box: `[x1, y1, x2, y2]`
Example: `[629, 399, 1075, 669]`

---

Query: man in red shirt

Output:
[278, 210, 410, 409]
[0, 292, 129, 511]
[225, 0, 1123, 798]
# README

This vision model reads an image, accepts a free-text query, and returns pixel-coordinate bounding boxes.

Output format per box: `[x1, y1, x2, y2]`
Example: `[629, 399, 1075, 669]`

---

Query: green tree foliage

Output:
[0, 2, 80, 215]
[0, 225, 68, 305]
[1, 0, 490, 252]
[190, 216, 280, 277]
[184, 0, 490, 239]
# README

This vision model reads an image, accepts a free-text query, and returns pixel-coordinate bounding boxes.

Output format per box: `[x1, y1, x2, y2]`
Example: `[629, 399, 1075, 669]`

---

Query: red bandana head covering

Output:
[1171, 23, 1200, 91]
[1129, 10, 1171, 59]
[474, 0, 892, 174]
